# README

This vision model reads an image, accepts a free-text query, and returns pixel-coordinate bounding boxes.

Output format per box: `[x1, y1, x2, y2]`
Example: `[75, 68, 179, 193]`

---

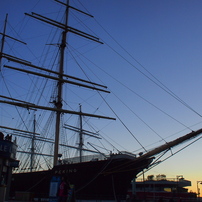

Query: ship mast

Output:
[1, 0, 115, 170]
[0, 14, 8, 70]
[79, 105, 84, 163]
[54, 0, 69, 166]
[30, 114, 36, 172]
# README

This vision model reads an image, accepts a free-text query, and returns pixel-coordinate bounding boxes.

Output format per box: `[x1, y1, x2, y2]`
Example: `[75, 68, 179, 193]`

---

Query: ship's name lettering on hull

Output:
[54, 168, 77, 174]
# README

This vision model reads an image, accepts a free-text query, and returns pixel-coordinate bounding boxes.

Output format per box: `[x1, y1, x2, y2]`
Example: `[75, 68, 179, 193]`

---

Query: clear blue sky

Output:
[1, 0, 202, 193]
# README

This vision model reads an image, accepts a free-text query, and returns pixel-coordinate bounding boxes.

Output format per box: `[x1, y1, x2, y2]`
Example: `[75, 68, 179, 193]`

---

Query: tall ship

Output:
[1, 0, 202, 201]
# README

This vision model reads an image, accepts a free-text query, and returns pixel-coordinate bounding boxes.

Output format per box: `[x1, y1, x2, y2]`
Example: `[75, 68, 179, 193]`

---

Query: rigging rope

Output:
[67, 42, 196, 152]
[92, 17, 202, 118]
[67, 43, 149, 151]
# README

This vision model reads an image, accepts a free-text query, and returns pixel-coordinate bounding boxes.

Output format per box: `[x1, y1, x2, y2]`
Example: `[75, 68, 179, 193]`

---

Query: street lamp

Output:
[176, 175, 183, 199]
[197, 181, 202, 199]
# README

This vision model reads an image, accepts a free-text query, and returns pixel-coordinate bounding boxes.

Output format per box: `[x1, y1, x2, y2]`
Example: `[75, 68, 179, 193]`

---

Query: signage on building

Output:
[0, 140, 17, 160]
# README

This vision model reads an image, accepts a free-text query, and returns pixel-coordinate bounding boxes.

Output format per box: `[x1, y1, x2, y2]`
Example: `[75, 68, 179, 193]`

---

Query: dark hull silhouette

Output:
[10, 154, 153, 200]
[10, 128, 202, 200]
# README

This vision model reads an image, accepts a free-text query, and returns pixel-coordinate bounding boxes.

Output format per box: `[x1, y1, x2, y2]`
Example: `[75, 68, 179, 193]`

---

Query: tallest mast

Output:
[22, 0, 109, 169]
[54, 0, 69, 166]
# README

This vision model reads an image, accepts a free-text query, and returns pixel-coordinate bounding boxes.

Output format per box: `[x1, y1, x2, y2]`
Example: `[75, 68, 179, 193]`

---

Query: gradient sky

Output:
[1, 0, 202, 193]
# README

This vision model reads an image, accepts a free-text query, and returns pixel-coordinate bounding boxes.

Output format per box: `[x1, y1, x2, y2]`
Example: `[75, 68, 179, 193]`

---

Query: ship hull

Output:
[10, 155, 153, 200]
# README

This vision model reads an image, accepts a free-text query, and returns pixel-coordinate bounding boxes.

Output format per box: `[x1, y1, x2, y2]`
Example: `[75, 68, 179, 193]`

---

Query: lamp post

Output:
[197, 181, 202, 200]
[176, 175, 183, 199]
